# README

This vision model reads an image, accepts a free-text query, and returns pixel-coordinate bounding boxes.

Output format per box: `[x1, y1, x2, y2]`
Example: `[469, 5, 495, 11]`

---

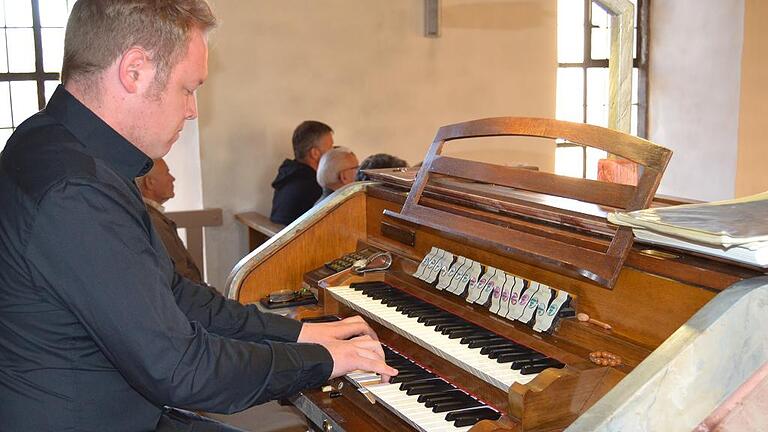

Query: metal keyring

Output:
[351, 251, 393, 274]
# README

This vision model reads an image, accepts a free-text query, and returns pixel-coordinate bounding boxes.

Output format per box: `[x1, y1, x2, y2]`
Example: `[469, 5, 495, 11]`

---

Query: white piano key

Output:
[365, 383, 475, 432]
[328, 286, 539, 391]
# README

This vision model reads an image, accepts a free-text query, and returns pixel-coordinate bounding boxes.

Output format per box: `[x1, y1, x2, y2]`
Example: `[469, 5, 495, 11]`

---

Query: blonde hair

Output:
[62, 0, 217, 90]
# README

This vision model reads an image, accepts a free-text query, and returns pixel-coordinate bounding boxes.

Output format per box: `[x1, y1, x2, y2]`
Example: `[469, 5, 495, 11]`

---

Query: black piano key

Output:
[467, 337, 509, 349]
[395, 302, 427, 312]
[358, 284, 390, 292]
[399, 378, 446, 392]
[416, 314, 454, 324]
[422, 391, 471, 407]
[480, 343, 523, 355]
[386, 364, 423, 373]
[435, 322, 472, 333]
[487, 347, 530, 359]
[423, 317, 464, 327]
[368, 290, 396, 300]
[510, 354, 549, 370]
[362, 290, 393, 300]
[433, 399, 484, 413]
[414, 310, 452, 319]
[497, 351, 541, 363]
[389, 371, 436, 384]
[446, 328, 487, 339]
[399, 304, 437, 313]
[445, 406, 501, 427]
[406, 308, 442, 318]
[383, 298, 413, 306]
[459, 334, 498, 345]
[452, 411, 502, 427]
[383, 350, 401, 360]
[406, 382, 455, 396]
[520, 359, 566, 375]
[417, 389, 463, 404]
[350, 281, 389, 290]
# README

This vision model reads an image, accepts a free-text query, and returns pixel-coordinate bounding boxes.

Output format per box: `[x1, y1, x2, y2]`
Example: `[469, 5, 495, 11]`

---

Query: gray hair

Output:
[317, 147, 356, 188]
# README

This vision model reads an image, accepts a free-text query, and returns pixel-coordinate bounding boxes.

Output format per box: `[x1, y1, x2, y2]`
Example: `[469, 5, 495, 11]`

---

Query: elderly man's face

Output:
[147, 159, 176, 204]
[338, 153, 359, 186]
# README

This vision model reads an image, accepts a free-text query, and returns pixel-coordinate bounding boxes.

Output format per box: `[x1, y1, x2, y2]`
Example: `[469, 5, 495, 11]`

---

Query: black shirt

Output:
[269, 158, 322, 225]
[0, 86, 333, 432]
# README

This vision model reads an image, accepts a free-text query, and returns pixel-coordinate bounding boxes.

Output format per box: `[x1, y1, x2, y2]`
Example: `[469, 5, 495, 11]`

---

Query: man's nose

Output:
[185, 95, 198, 120]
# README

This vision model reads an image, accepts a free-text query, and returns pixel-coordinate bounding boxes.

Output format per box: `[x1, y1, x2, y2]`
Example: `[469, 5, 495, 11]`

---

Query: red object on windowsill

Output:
[598, 158, 638, 186]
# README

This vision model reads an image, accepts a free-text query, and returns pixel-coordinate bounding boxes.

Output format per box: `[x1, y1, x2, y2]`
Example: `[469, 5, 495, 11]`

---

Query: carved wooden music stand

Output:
[384, 117, 672, 288]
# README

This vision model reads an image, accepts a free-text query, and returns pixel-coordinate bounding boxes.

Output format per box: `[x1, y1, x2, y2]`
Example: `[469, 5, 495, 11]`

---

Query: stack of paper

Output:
[608, 192, 768, 267]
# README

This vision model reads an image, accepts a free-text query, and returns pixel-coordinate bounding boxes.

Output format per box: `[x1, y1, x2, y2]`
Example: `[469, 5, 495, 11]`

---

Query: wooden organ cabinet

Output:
[225, 118, 765, 432]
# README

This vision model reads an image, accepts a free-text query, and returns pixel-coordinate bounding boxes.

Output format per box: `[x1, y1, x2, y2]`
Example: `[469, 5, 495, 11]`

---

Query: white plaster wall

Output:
[198, 0, 557, 289]
[164, 118, 204, 212]
[648, 0, 745, 201]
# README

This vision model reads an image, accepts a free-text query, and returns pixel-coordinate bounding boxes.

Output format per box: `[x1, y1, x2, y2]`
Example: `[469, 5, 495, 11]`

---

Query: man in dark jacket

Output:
[0, 2, 395, 431]
[270, 120, 334, 224]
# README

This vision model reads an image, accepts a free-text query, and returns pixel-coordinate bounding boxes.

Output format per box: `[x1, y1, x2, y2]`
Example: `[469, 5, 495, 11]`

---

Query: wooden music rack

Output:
[383, 117, 672, 288]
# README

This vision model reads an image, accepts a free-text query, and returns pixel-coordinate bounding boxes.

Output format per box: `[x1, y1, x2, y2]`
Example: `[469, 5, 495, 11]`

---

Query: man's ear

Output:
[308, 147, 320, 162]
[118, 47, 153, 94]
[144, 175, 156, 192]
[340, 168, 353, 184]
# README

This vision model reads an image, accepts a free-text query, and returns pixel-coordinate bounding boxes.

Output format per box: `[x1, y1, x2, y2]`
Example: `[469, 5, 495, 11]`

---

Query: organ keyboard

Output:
[328, 281, 558, 390]
[226, 117, 766, 431]
[347, 346, 500, 431]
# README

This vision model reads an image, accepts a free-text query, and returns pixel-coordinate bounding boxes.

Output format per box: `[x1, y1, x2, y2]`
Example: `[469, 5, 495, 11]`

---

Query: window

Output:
[0, 0, 75, 151]
[555, 0, 649, 179]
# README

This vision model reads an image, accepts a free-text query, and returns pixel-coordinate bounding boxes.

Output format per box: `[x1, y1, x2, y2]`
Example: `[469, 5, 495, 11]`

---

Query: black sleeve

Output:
[25, 179, 333, 413]
[170, 274, 304, 343]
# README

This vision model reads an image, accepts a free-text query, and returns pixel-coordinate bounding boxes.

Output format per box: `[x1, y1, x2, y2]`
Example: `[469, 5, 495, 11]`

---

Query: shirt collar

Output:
[45, 85, 153, 180]
[142, 198, 165, 213]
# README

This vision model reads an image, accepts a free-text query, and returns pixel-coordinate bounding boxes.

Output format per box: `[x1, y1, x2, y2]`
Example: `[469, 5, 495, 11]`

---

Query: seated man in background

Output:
[270, 120, 334, 225]
[356, 153, 408, 181]
[138, 158, 203, 284]
[316, 147, 359, 202]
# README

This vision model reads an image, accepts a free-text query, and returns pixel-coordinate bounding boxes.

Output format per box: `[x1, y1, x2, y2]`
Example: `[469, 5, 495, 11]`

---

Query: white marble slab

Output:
[566, 276, 768, 432]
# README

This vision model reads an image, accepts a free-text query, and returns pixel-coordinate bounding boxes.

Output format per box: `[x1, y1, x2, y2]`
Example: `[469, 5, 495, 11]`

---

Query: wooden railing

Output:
[235, 211, 286, 251]
[166, 208, 223, 279]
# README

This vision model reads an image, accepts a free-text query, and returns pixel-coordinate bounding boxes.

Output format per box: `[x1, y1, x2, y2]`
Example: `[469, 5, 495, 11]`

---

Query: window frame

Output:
[0, 0, 59, 113]
[557, 0, 649, 178]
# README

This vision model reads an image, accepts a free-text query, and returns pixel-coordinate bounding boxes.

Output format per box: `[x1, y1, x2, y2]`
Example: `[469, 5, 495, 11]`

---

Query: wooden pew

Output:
[235, 211, 286, 251]
[166, 208, 223, 279]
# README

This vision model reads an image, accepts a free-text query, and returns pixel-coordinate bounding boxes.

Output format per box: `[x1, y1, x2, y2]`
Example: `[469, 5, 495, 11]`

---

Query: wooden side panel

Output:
[509, 367, 625, 431]
[237, 194, 367, 305]
[366, 196, 716, 350]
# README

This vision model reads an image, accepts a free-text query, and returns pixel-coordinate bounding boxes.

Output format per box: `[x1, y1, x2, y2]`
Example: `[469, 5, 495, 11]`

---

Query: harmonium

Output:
[226, 118, 766, 432]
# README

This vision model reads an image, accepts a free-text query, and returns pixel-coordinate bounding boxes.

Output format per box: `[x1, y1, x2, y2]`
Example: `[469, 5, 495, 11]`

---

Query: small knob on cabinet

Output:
[322, 419, 333, 431]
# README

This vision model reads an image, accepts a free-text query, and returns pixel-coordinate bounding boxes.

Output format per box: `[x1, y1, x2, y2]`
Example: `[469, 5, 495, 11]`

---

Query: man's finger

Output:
[339, 322, 378, 341]
[352, 339, 386, 359]
[358, 357, 398, 379]
[342, 315, 365, 325]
